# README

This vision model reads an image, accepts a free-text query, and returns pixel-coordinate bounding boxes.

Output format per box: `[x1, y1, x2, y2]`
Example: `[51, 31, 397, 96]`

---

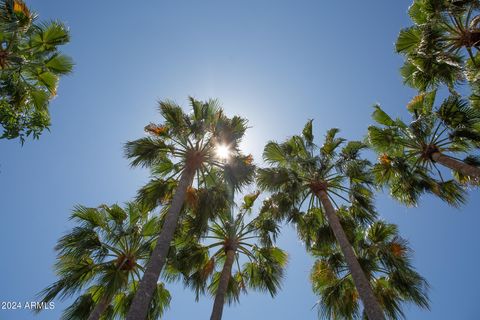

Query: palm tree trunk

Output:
[431, 152, 480, 178]
[126, 169, 196, 320]
[317, 190, 385, 320]
[87, 295, 111, 320]
[210, 249, 235, 320]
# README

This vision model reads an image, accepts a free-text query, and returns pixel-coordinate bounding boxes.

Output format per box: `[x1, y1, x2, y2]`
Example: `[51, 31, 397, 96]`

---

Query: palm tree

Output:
[310, 216, 429, 319]
[168, 191, 287, 320]
[367, 91, 480, 206]
[396, 0, 480, 93]
[257, 120, 386, 320]
[0, 0, 73, 143]
[124, 98, 250, 320]
[37, 202, 170, 320]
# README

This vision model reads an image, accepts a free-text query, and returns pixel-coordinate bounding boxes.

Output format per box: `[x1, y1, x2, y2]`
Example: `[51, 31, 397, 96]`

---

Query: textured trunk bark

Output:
[87, 295, 111, 320]
[126, 169, 196, 320]
[317, 190, 385, 320]
[431, 152, 480, 179]
[210, 249, 235, 320]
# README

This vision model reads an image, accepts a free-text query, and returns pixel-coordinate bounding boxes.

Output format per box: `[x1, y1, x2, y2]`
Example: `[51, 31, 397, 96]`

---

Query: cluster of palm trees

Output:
[39, 102, 433, 320]
[18, 0, 480, 319]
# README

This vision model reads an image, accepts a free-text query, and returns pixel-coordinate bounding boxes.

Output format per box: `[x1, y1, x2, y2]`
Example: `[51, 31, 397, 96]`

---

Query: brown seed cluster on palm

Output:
[12, 0, 29, 17]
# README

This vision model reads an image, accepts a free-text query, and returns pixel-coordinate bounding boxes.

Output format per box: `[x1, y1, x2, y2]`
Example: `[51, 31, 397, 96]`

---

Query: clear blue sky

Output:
[1, 1, 479, 319]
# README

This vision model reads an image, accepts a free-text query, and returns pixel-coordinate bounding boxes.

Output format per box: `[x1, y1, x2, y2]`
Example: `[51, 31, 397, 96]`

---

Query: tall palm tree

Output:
[310, 216, 429, 319]
[367, 91, 480, 206]
[168, 191, 287, 320]
[257, 120, 386, 320]
[124, 98, 250, 320]
[396, 0, 480, 93]
[0, 0, 73, 143]
[37, 202, 170, 320]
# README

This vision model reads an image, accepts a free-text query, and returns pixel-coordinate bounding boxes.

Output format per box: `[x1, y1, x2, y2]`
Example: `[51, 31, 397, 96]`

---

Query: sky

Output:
[1, 1, 479, 319]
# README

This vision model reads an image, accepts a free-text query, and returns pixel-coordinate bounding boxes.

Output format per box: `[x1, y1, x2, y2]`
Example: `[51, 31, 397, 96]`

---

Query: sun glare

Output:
[215, 144, 231, 160]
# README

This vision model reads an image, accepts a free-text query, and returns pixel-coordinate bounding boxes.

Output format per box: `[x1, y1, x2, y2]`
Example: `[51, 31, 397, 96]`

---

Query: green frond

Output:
[396, 26, 422, 54]
[302, 119, 314, 145]
[223, 154, 256, 190]
[38, 256, 96, 302]
[39, 202, 161, 318]
[258, 193, 297, 222]
[437, 95, 480, 129]
[124, 137, 172, 168]
[213, 114, 248, 146]
[242, 190, 260, 210]
[311, 219, 429, 319]
[427, 179, 467, 207]
[136, 178, 176, 210]
[251, 214, 281, 247]
[45, 53, 74, 74]
[321, 128, 345, 157]
[372, 105, 396, 126]
[30, 20, 70, 50]
[70, 205, 107, 228]
[243, 247, 288, 297]
[184, 185, 229, 236]
[450, 128, 480, 146]
[367, 126, 400, 154]
[60, 293, 94, 320]
[340, 141, 368, 161]
[158, 100, 187, 132]
[54, 227, 102, 258]
[263, 141, 288, 165]
[406, 90, 436, 115]
[208, 271, 242, 305]
[103, 203, 128, 223]
[256, 167, 293, 192]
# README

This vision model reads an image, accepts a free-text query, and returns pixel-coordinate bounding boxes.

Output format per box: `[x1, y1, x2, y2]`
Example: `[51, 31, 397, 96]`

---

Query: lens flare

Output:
[215, 144, 231, 160]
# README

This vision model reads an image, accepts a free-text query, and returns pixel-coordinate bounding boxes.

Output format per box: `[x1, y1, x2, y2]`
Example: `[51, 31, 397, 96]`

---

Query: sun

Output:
[215, 144, 231, 161]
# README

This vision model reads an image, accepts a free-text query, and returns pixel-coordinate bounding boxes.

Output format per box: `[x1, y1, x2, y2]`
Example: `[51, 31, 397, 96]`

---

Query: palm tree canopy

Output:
[124, 98, 254, 200]
[125, 98, 256, 238]
[396, 0, 480, 94]
[311, 219, 429, 320]
[166, 190, 287, 305]
[257, 122, 399, 320]
[367, 90, 480, 206]
[123, 98, 255, 320]
[38, 202, 170, 319]
[257, 121, 377, 228]
[0, 0, 73, 143]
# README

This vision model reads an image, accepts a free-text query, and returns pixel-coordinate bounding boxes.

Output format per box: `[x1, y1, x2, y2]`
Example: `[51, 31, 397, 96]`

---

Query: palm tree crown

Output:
[311, 218, 429, 319]
[0, 0, 73, 142]
[38, 202, 170, 320]
[367, 90, 480, 206]
[396, 0, 480, 93]
[257, 120, 386, 320]
[257, 121, 377, 228]
[125, 97, 250, 182]
[169, 191, 287, 320]
[124, 98, 253, 320]
[40, 203, 170, 319]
